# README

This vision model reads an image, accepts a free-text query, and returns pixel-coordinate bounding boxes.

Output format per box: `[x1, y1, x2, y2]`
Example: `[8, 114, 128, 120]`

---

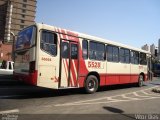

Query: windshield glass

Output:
[15, 26, 36, 50]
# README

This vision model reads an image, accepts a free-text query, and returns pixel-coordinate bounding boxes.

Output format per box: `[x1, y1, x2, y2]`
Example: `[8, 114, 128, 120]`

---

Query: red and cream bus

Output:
[14, 23, 151, 93]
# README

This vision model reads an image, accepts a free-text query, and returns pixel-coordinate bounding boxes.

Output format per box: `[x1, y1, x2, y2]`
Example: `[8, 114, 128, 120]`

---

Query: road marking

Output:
[54, 86, 160, 107]
[55, 96, 160, 106]
[0, 109, 19, 114]
[107, 97, 119, 101]
[133, 92, 150, 97]
[121, 94, 139, 100]
[141, 91, 160, 96]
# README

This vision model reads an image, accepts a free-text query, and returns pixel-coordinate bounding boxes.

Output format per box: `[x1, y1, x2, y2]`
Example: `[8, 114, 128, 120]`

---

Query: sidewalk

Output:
[151, 77, 160, 93]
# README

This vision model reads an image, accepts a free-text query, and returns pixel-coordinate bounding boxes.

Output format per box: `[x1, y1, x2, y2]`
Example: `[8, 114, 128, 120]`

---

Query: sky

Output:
[36, 0, 160, 48]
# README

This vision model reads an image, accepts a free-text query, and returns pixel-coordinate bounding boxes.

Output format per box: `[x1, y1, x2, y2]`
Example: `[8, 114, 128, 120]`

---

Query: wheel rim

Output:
[88, 79, 96, 91]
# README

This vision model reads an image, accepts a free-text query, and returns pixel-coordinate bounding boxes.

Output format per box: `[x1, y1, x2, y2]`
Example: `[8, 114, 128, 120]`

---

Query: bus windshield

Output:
[15, 26, 36, 50]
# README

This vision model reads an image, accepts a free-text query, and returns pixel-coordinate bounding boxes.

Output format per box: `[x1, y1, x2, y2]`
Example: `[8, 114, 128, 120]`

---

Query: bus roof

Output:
[35, 23, 150, 54]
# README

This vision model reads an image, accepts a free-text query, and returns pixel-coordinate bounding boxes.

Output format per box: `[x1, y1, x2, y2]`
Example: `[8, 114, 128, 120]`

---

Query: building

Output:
[141, 43, 159, 59]
[158, 39, 160, 60]
[141, 44, 149, 51]
[0, 0, 36, 61]
[150, 44, 156, 56]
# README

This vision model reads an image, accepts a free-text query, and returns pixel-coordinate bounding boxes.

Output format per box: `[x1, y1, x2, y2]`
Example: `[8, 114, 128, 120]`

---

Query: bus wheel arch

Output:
[84, 72, 100, 94]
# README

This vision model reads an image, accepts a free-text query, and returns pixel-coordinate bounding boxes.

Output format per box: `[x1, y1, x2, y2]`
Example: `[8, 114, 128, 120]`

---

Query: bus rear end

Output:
[14, 26, 37, 85]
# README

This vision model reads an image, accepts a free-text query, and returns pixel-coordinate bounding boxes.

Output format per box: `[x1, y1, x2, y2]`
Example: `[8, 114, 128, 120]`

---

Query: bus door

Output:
[60, 40, 78, 88]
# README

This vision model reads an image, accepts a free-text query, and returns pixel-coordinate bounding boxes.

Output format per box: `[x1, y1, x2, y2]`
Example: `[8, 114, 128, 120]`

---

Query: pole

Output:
[10, 31, 15, 61]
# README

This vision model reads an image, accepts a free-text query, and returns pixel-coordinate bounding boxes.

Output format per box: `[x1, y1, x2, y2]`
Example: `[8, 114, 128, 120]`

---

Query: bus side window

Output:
[89, 42, 96, 60]
[41, 31, 57, 56]
[131, 51, 139, 64]
[107, 45, 119, 62]
[125, 49, 130, 63]
[113, 46, 119, 62]
[82, 40, 88, 59]
[89, 41, 105, 61]
[140, 53, 147, 65]
[71, 44, 78, 59]
[96, 43, 105, 60]
[135, 52, 139, 64]
[120, 48, 130, 64]
[120, 48, 125, 63]
[62, 42, 69, 58]
[107, 45, 113, 62]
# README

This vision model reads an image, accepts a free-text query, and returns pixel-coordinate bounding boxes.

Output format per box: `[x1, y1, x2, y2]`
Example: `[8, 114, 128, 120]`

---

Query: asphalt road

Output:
[0, 76, 160, 120]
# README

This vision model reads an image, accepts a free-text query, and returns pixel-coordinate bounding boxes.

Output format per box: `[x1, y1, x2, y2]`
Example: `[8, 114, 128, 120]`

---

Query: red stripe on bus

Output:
[74, 59, 78, 85]
[67, 31, 78, 37]
[62, 59, 68, 84]
[61, 29, 67, 39]
[65, 59, 72, 86]
[70, 60, 77, 87]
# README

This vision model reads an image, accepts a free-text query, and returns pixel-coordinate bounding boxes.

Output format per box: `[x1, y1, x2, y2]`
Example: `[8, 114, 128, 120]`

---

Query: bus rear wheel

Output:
[84, 75, 98, 94]
[137, 74, 144, 87]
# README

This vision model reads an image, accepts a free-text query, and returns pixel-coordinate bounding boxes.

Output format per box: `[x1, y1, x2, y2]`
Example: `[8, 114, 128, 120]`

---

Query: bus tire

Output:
[84, 75, 98, 94]
[137, 74, 144, 87]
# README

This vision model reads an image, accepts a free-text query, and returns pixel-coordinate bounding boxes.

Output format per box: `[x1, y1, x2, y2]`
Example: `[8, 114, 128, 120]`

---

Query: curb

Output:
[152, 88, 160, 93]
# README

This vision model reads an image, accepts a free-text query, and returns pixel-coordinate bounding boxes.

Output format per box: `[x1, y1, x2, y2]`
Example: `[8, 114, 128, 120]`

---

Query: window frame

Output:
[21, 20, 25, 23]
[96, 42, 105, 61]
[22, 15, 25, 18]
[140, 52, 147, 65]
[15, 25, 37, 51]
[61, 42, 69, 58]
[130, 50, 139, 65]
[119, 48, 130, 64]
[40, 30, 58, 56]
[22, 9, 26, 13]
[22, 4, 27, 8]
[106, 45, 119, 63]
[82, 39, 88, 59]
[89, 41, 105, 61]
[71, 43, 78, 59]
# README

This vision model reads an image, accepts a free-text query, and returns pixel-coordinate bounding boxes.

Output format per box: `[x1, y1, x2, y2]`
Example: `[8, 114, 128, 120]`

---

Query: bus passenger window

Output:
[140, 53, 147, 65]
[113, 47, 119, 62]
[134, 52, 139, 64]
[96, 43, 105, 60]
[120, 48, 125, 63]
[50, 44, 57, 55]
[71, 44, 78, 59]
[120, 48, 130, 64]
[41, 31, 57, 56]
[131, 51, 139, 64]
[89, 41, 105, 61]
[62, 42, 69, 58]
[44, 43, 49, 51]
[107, 45, 119, 62]
[82, 40, 88, 59]
[125, 49, 130, 63]
[107, 46, 113, 62]
[89, 42, 96, 60]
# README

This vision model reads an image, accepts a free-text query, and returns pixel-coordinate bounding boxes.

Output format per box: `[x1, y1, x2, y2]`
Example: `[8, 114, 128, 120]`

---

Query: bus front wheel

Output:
[138, 74, 144, 87]
[84, 75, 98, 94]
